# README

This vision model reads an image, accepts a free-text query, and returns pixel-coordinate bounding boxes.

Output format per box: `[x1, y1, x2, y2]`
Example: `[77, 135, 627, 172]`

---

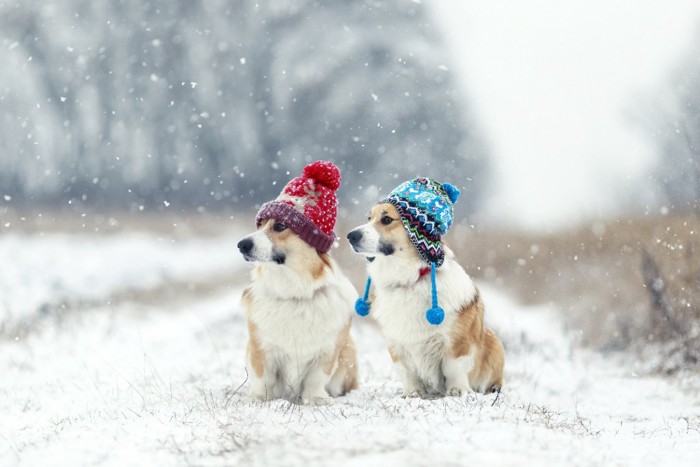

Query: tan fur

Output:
[470, 328, 505, 392]
[313, 252, 333, 280]
[450, 291, 485, 358]
[327, 322, 360, 393]
[251, 219, 335, 283]
[262, 220, 331, 280]
[325, 323, 348, 374]
[371, 204, 417, 253]
[242, 286, 253, 309]
[450, 291, 504, 393]
[388, 346, 400, 363]
[246, 316, 265, 378]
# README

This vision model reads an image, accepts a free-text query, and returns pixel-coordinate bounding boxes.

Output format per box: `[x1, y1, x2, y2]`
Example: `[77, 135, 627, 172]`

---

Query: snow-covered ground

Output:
[0, 231, 241, 333]
[1, 232, 699, 466]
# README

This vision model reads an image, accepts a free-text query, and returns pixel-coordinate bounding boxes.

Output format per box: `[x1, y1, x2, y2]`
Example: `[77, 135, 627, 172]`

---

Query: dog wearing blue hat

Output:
[347, 177, 504, 398]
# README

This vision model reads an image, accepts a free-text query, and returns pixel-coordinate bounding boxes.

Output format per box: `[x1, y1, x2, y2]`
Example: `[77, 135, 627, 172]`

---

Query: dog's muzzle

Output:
[237, 238, 254, 257]
[347, 229, 363, 249]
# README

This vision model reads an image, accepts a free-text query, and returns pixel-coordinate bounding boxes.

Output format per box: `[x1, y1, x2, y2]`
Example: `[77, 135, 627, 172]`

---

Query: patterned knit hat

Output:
[255, 160, 340, 253]
[383, 177, 460, 267]
[355, 177, 460, 325]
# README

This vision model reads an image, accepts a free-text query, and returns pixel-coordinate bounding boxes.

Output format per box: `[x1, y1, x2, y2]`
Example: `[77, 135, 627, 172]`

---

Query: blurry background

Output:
[0, 0, 486, 217]
[1, 0, 700, 368]
[2, 0, 699, 223]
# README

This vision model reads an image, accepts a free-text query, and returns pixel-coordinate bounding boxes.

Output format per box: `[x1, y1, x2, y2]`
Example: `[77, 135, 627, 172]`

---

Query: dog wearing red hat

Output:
[237, 161, 358, 404]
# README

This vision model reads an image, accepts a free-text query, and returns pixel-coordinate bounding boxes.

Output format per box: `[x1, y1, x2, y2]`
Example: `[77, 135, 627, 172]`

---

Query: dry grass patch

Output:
[448, 214, 699, 370]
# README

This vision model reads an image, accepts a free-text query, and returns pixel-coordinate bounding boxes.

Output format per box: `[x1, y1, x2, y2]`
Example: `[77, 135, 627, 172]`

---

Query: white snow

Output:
[1, 232, 698, 465]
[0, 232, 242, 331]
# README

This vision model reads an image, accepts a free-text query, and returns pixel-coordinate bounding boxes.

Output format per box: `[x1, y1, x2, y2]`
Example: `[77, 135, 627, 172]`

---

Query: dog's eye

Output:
[381, 216, 393, 225]
[273, 222, 287, 232]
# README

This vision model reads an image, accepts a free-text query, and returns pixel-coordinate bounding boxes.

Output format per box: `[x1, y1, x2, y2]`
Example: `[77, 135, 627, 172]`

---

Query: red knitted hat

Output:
[255, 161, 341, 253]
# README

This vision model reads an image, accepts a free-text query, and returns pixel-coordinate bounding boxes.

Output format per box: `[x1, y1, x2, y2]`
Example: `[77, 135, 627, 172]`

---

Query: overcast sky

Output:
[430, 0, 700, 230]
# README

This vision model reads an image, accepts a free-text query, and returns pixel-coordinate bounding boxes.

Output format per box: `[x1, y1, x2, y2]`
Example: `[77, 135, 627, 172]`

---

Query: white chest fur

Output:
[369, 258, 476, 340]
[248, 262, 355, 364]
[368, 256, 477, 390]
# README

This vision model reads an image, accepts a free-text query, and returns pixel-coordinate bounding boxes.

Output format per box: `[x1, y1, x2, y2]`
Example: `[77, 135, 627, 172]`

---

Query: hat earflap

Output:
[425, 262, 445, 325]
[355, 276, 372, 316]
[355, 266, 444, 325]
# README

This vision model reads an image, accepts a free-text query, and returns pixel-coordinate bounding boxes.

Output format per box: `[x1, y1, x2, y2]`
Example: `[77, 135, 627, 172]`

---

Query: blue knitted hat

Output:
[355, 177, 460, 325]
[383, 177, 459, 267]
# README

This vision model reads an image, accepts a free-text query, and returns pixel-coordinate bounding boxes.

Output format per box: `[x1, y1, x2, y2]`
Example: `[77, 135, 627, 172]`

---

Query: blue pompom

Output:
[355, 298, 370, 317]
[442, 183, 460, 204]
[426, 306, 445, 325]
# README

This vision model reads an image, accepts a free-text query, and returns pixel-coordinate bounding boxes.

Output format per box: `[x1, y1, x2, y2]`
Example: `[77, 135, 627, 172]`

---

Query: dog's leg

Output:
[247, 319, 279, 401]
[388, 347, 425, 398]
[416, 337, 448, 396]
[248, 367, 279, 401]
[395, 359, 426, 398]
[468, 330, 505, 394]
[326, 338, 359, 397]
[301, 363, 332, 405]
[326, 326, 359, 397]
[442, 355, 474, 397]
[247, 342, 278, 401]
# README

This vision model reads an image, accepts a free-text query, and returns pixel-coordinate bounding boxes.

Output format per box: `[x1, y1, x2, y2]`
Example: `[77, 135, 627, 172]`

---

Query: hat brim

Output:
[256, 201, 336, 253]
[382, 197, 445, 266]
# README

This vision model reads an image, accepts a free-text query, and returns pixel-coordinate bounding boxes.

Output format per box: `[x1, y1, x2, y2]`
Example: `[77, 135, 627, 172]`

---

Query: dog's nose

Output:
[237, 238, 254, 254]
[347, 230, 363, 245]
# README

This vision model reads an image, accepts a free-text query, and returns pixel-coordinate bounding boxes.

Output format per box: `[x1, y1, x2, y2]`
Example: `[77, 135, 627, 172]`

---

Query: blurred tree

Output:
[0, 0, 488, 216]
[641, 26, 700, 370]
[648, 27, 700, 215]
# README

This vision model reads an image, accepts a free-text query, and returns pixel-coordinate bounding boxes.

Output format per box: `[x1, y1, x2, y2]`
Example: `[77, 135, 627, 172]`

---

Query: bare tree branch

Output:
[641, 248, 685, 337]
[681, 122, 700, 217]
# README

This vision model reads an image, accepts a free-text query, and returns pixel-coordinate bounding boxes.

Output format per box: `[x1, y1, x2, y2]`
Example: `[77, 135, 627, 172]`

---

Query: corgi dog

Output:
[237, 161, 358, 404]
[347, 178, 504, 398]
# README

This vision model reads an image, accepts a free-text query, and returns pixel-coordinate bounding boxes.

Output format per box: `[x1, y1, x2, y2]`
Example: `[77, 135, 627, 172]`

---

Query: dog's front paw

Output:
[447, 387, 465, 397]
[249, 394, 273, 402]
[301, 388, 331, 406]
[248, 390, 274, 402]
[402, 389, 427, 399]
[302, 395, 331, 406]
